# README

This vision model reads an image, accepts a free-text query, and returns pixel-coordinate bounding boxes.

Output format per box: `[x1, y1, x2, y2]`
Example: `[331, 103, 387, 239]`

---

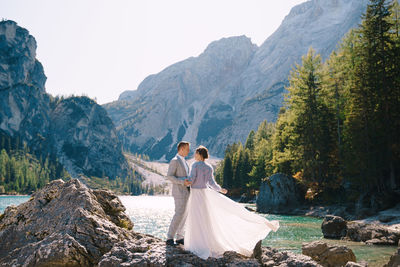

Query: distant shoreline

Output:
[0, 194, 30, 197]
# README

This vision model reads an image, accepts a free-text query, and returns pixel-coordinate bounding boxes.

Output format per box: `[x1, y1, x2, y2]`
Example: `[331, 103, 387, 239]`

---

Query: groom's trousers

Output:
[167, 194, 189, 240]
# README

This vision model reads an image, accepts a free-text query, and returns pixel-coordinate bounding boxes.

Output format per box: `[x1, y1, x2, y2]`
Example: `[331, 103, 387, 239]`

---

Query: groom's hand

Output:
[220, 188, 228, 194]
[184, 179, 192, 187]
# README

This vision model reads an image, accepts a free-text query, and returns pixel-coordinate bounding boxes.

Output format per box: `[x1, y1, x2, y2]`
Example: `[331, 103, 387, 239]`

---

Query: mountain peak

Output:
[0, 21, 132, 180]
[203, 35, 257, 55]
[105, 0, 370, 160]
[283, 0, 367, 24]
[0, 19, 44, 91]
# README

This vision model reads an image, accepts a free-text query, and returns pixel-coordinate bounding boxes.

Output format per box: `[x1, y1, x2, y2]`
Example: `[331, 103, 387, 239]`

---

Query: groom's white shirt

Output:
[176, 154, 189, 176]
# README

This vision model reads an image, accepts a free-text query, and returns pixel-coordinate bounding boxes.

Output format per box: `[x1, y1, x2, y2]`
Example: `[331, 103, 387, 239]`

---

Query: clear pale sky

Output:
[1, 0, 306, 104]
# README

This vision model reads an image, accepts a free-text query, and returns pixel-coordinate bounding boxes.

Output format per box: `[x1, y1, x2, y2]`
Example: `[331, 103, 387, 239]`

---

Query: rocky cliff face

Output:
[105, 36, 257, 160]
[0, 20, 130, 180]
[104, 0, 369, 160]
[0, 20, 50, 153]
[49, 96, 130, 178]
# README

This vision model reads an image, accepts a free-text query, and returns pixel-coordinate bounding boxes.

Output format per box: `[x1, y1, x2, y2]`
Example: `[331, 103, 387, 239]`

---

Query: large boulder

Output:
[302, 241, 356, 267]
[320, 215, 400, 245]
[345, 221, 400, 245]
[0, 179, 134, 266]
[384, 248, 400, 267]
[256, 173, 306, 213]
[0, 178, 321, 266]
[322, 215, 347, 239]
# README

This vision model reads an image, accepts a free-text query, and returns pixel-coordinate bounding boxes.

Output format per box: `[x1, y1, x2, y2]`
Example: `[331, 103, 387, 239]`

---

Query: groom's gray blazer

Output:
[166, 156, 190, 198]
[166, 155, 190, 240]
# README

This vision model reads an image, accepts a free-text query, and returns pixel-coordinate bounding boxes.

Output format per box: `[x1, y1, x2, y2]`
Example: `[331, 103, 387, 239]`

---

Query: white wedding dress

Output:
[183, 161, 279, 260]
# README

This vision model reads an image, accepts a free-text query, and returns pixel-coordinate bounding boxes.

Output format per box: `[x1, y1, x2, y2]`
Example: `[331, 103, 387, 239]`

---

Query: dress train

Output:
[184, 187, 279, 260]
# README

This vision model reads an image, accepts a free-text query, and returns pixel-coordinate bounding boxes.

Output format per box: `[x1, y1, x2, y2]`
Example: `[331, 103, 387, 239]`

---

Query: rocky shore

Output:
[321, 215, 400, 267]
[256, 174, 400, 225]
[0, 179, 323, 266]
[255, 173, 400, 248]
[1, 178, 398, 266]
[321, 215, 400, 246]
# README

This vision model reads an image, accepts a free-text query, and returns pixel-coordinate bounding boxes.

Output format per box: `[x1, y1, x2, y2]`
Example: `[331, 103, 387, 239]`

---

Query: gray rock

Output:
[384, 248, 400, 267]
[262, 246, 322, 267]
[302, 241, 356, 267]
[304, 205, 352, 220]
[99, 241, 261, 267]
[98, 234, 321, 266]
[322, 215, 347, 239]
[252, 240, 262, 262]
[103, 0, 369, 160]
[345, 221, 400, 245]
[319, 215, 400, 246]
[256, 173, 306, 213]
[345, 261, 368, 267]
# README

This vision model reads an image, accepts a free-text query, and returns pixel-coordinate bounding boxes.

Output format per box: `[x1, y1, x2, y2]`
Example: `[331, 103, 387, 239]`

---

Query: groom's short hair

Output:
[177, 141, 190, 151]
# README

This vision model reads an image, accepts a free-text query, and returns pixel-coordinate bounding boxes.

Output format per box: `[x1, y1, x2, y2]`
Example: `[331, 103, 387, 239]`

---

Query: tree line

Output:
[216, 0, 400, 206]
[0, 132, 148, 195]
[0, 133, 70, 194]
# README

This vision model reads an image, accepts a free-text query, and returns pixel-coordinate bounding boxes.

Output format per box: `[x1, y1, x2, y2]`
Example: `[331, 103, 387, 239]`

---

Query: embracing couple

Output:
[165, 141, 280, 260]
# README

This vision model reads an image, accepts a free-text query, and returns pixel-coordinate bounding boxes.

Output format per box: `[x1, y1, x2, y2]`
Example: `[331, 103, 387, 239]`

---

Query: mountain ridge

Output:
[104, 0, 368, 160]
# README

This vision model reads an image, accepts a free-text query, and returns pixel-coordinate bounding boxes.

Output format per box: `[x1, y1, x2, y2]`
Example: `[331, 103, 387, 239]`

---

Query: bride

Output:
[184, 145, 279, 260]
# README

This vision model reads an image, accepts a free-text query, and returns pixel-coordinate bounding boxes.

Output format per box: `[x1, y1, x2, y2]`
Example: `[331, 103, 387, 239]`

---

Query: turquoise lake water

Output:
[1, 195, 396, 266]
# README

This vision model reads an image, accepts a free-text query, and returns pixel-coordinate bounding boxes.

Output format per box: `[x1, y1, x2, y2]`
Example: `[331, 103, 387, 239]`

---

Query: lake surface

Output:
[1, 195, 396, 266]
[0, 195, 31, 213]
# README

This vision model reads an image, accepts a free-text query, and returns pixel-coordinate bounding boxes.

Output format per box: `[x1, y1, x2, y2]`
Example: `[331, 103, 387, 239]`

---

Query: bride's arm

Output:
[207, 168, 222, 192]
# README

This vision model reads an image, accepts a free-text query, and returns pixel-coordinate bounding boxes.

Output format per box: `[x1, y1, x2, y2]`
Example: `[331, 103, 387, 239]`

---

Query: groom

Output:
[166, 141, 192, 246]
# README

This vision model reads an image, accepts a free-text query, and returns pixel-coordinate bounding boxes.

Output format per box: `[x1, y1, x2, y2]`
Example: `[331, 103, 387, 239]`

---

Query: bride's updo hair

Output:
[196, 145, 209, 159]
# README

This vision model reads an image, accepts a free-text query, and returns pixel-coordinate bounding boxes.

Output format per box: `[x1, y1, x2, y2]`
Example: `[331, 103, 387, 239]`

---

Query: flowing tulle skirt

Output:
[184, 188, 279, 260]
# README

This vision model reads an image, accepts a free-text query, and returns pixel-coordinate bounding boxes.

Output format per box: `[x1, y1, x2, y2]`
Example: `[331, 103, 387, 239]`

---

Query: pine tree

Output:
[222, 154, 233, 189]
[321, 30, 360, 185]
[248, 120, 276, 189]
[244, 130, 256, 151]
[279, 47, 336, 188]
[240, 149, 252, 190]
[344, 0, 400, 191]
[232, 145, 244, 189]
